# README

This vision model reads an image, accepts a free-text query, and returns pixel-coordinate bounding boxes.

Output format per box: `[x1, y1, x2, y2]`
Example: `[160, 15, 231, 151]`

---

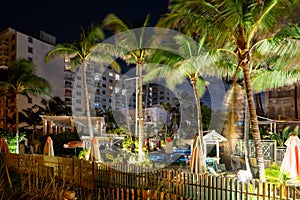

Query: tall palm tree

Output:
[46, 25, 119, 141]
[145, 35, 217, 173]
[102, 13, 152, 161]
[0, 59, 50, 154]
[158, 0, 300, 181]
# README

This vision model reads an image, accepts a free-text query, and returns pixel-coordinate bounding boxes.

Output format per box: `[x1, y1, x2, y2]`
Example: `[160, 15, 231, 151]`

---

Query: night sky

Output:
[1, 0, 169, 43]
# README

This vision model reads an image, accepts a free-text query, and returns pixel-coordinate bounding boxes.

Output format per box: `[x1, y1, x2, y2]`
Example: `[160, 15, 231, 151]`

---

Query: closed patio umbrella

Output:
[0, 138, 9, 153]
[280, 134, 300, 178]
[190, 135, 206, 174]
[89, 137, 102, 162]
[43, 136, 54, 156]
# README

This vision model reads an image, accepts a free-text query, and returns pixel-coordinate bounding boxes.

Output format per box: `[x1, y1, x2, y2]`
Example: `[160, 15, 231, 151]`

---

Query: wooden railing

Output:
[3, 154, 300, 200]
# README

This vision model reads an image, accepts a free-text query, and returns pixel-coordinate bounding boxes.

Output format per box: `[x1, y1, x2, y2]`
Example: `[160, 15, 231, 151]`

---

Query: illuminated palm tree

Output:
[102, 13, 152, 161]
[158, 0, 300, 181]
[0, 59, 50, 154]
[145, 35, 217, 173]
[46, 25, 119, 140]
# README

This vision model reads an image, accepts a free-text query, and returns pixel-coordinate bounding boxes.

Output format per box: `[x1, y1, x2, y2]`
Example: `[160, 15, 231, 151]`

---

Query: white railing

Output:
[233, 140, 277, 161]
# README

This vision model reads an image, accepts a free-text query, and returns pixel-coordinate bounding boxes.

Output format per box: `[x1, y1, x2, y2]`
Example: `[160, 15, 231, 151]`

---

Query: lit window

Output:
[109, 72, 113, 77]
[115, 74, 120, 80]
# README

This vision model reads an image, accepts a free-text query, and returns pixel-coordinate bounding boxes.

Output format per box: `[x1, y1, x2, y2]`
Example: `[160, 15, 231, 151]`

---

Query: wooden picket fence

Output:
[3, 153, 300, 200]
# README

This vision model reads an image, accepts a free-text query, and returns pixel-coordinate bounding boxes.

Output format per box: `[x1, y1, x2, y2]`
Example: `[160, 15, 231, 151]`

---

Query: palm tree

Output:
[45, 96, 71, 116]
[145, 35, 217, 173]
[46, 25, 119, 141]
[0, 59, 50, 154]
[19, 105, 44, 139]
[158, 0, 300, 181]
[102, 13, 153, 161]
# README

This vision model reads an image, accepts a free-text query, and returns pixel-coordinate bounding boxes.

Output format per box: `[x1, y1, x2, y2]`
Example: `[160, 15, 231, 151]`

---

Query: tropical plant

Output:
[102, 13, 154, 161]
[262, 126, 300, 148]
[44, 96, 71, 116]
[0, 59, 50, 154]
[19, 104, 44, 138]
[0, 130, 26, 153]
[46, 25, 119, 141]
[96, 108, 119, 132]
[78, 148, 90, 160]
[265, 164, 290, 185]
[144, 34, 217, 172]
[158, 0, 300, 181]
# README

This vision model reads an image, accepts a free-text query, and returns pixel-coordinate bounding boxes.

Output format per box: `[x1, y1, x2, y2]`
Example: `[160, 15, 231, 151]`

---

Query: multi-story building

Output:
[64, 63, 122, 117]
[65, 64, 177, 135]
[263, 83, 300, 120]
[257, 83, 300, 133]
[0, 27, 64, 130]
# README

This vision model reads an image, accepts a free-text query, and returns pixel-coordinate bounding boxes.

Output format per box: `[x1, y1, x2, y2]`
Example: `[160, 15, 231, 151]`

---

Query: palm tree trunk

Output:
[137, 60, 144, 161]
[15, 93, 19, 154]
[244, 100, 252, 178]
[83, 61, 94, 140]
[190, 78, 204, 151]
[243, 66, 266, 181]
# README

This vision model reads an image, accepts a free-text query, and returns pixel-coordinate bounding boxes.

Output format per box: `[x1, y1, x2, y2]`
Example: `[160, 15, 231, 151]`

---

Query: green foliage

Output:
[262, 131, 287, 147]
[263, 126, 300, 147]
[78, 148, 90, 160]
[0, 130, 26, 153]
[265, 164, 290, 185]
[283, 125, 300, 137]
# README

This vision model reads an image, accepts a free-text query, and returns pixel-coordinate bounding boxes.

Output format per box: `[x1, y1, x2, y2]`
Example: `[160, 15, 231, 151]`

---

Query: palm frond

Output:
[45, 44, 79, 63]
[195, 77, 207, 98]
[251, 68, 300, 92]
[102, 13, 131, 33]
[174, 34, 198, 58]
[276, 24, 300, 39]
[102, 13, 138, 49]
